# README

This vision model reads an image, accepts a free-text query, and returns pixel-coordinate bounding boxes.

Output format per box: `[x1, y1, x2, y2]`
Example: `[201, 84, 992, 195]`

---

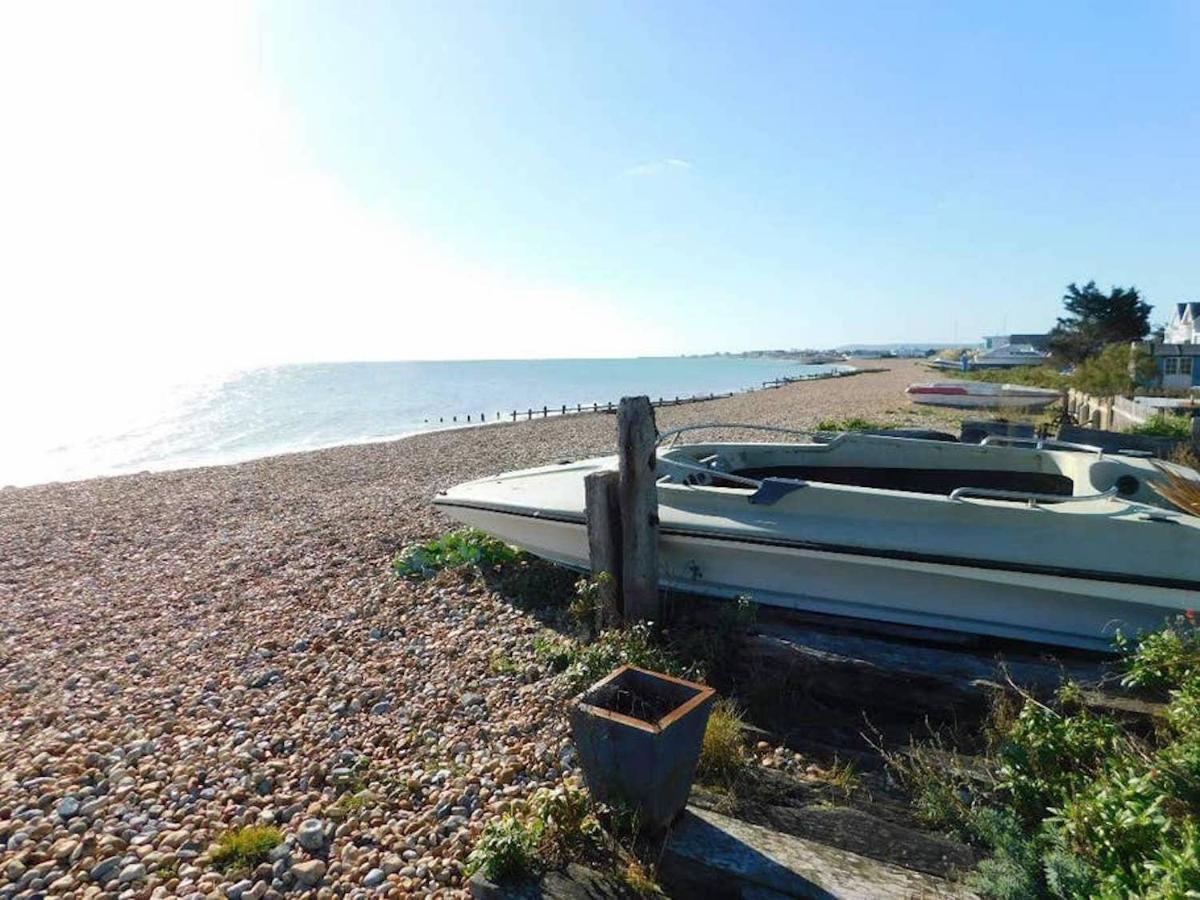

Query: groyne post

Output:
[584, 470, 623, 631]
[617, 396, 660, 624]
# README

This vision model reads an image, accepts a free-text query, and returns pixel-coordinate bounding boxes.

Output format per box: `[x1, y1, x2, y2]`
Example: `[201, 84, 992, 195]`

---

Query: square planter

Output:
[569, 665, 715, 831]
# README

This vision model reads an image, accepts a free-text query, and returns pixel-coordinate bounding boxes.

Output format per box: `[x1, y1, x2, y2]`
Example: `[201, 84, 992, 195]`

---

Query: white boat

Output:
[971, 344, 1052, 368]
[434, 427, 1200, 651]
[906, 380, 1060, 410]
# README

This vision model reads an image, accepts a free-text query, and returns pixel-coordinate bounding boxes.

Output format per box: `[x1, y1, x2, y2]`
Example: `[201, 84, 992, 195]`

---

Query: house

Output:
[983, 333, 1051, 351]
[1150, 304, 1200, 389]
[1165, 302, 1200, 344]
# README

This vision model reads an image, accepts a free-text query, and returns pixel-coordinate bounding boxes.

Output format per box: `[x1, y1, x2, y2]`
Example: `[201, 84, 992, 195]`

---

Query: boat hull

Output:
[434, 500, 1190, 651]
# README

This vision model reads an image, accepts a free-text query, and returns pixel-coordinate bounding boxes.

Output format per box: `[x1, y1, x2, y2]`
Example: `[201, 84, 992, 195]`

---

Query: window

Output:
[1165, 358, 1179, 375]
[1181, 358, 1194, 376]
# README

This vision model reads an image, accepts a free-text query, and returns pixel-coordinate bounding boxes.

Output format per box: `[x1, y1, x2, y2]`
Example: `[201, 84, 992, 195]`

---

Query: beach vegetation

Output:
[209, 825, 283, 872]
[489, 649, 519, 675]
[392, 528, 519, 578]
[564, 622, 697, 693]
[962, 366, 1070, 391]
[532, 631, 576, 673]
[698, 697, 750, 784]
[886, 617, 1200, 899]
[1071, 342, 1156, 397]
[465, 786, 605, 883]
[1048, 281, 1152, 364]
[814, 416, 887, 433]
[1128, 415, 1193, 440]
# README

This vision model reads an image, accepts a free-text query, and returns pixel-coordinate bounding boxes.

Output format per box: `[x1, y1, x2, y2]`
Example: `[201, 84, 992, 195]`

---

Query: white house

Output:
[1165, 302, 1200, 344]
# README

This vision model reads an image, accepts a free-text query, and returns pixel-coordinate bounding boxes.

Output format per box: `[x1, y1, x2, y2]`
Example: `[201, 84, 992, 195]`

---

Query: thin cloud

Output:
[623, 158, 693, 177]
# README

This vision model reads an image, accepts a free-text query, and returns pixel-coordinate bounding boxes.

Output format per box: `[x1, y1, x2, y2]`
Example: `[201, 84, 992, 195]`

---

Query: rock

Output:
[362, 868, 384, 887]
[5, 859, 27, 882]
[460, 693, 484, 707]
[90, 856, 123, 883]
[290, 860, 326, 888]
[225, 878, 253, 899]
[243, 882, 269, 900]
[118, 862, 147, 883]
[379, 854, 403, 876]
[57, 796, 81, 819]
[369, 701, 391, 716]
[296, 818, 326, 852]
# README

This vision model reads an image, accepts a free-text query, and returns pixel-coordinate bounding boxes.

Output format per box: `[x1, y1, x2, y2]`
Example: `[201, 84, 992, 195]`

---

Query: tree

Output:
[1047, 281, 1151, 364]
[1072, 342, 1156, 397]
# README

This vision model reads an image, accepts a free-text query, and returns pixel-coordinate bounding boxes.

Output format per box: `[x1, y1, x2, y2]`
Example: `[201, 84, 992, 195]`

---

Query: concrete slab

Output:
[661, 805, 978, 899]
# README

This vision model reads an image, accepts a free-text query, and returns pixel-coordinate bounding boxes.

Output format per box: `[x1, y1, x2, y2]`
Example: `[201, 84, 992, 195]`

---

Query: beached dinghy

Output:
[434, 427, 1200, 650]
[906, 380, 1060, 410]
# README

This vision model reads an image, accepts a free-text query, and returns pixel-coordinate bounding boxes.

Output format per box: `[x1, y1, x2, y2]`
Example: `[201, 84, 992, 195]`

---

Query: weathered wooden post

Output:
[617, 396, 660, 623]
[1192, 415, 1200, 452]
[584, 470, 622, 631]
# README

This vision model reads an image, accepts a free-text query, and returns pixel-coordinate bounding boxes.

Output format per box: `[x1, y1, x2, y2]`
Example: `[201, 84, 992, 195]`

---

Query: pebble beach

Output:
[0, 360, 954, 899]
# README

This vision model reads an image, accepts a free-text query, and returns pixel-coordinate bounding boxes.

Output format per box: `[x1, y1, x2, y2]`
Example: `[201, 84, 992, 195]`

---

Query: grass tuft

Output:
[209, 826, 282, 872]
[698, 698, 750, 783]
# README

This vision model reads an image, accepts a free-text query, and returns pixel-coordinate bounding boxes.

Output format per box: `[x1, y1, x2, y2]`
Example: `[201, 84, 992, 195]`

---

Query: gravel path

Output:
[0, 361, 955, 899]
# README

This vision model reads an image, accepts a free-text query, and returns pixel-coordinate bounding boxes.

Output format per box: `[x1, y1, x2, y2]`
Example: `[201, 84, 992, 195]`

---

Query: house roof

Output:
[1174, 302, 1200, 320]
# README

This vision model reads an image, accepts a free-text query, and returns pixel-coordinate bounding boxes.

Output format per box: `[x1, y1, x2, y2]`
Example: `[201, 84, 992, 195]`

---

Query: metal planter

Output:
[569, 665, 715, 830]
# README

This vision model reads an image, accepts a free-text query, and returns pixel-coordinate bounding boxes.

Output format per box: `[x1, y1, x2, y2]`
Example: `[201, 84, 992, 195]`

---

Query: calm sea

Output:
[5, 357, 847, 487]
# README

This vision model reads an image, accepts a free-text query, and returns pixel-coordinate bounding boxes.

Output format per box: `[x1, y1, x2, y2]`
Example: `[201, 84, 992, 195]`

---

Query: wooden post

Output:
[1192, 415, 1200, 451]
[584, 470, 622, 631]
[617, 396, 660, 624]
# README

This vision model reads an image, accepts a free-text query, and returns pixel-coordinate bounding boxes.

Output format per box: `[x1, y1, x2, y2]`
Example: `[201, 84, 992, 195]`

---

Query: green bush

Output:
[1128, 416, 1193, 439]
[465, 787, 602, 883]
[964, 366, 1070, 390]
[906, 617, 1200, 898]
[393, 528, 518, 578]
[209, 826, 282, 872]
[564, 623, 696, 693]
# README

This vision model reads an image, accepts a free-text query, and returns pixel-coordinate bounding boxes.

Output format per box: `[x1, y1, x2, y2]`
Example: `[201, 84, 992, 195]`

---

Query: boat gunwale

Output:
[431, 497, 1200, 593]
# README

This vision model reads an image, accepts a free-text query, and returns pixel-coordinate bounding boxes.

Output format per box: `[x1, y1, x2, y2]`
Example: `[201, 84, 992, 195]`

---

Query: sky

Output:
[1, 1, 1197, 381]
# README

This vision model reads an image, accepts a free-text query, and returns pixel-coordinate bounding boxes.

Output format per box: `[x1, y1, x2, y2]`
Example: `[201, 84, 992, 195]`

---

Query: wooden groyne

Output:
[422, 366, 865, 427]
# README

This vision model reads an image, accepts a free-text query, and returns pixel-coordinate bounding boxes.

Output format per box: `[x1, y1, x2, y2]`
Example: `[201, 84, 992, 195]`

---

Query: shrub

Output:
[465, 814, 540, 882]
[392, 528, 518, 578]
[965, 366, 1070, 391]
[209, 826, 282, 872]
[532, 631, 576, 673]
[465, 787, 602, 884]
[928, 620, 1200, 898]
[1128, 416, 1193, 439]
[564, 623, 696, 693]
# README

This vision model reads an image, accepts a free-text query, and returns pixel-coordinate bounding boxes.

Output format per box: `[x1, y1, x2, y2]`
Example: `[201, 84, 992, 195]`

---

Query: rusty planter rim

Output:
[572, 664, 716, 735]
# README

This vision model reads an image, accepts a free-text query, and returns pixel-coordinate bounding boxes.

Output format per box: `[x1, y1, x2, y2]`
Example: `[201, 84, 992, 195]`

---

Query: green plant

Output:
[827, 756, 861, 798]
[564, 623, 696, 693]
[1129, 416, 1193, 439]
[964, 366, 1070, 391]
[465, 787, 603, 883]
[209, 826, 282, 872]
[1071, 342, 1156, 397]
[814, 416, 886, 433]
[489, 650, 518, 675]
[532, 631, 577, 672]
[331, 789, 377, 818]
[1117, 614, 1200, 691]
[698, 698, 749, 782]
[392, 529, 519, 578]
[465, 814, 541, 882]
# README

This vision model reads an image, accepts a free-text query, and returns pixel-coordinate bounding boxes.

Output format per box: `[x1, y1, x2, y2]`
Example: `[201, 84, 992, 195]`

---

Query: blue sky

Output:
[2, 2, 1197, 371]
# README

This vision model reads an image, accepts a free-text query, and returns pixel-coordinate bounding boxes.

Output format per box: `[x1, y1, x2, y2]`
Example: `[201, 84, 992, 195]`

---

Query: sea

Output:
[4, 357, 848, 488]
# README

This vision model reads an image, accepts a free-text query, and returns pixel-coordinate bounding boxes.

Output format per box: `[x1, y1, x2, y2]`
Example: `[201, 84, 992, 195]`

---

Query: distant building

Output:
[1148, 304, 1200, 389]
[983, 333, 1051, 351]
[1165, 302, 1200, 344]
